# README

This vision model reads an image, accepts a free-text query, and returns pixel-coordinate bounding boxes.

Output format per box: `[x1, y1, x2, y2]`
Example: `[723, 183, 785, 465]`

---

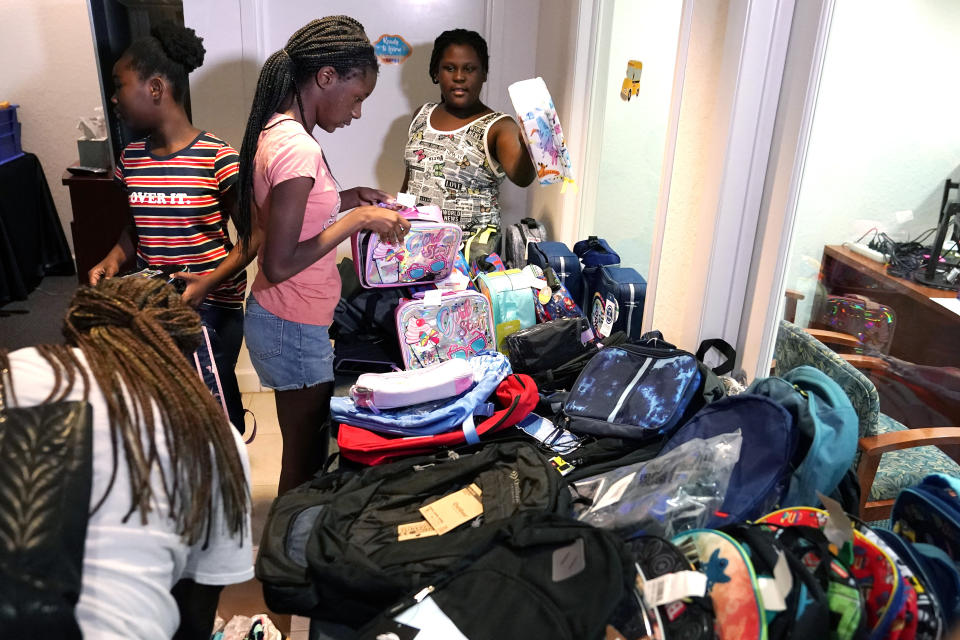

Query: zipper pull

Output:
[413, 585, 435, 602]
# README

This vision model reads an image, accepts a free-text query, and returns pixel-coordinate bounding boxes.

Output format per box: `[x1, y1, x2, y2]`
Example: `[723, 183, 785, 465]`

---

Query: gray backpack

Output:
[502, 217, 547, 269]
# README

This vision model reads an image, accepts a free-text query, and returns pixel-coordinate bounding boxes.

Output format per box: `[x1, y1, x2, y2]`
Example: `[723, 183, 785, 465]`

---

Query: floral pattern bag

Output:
[352, 203, 462, 288]
[395, 290, 496, 369]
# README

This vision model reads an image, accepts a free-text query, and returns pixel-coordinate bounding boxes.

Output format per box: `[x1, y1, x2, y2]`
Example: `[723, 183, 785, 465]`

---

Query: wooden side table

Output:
[62, 168, 134, 283]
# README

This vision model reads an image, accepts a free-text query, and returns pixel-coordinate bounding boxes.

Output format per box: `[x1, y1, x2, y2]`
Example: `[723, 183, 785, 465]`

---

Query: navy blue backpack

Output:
[558, 332, 703, 440]
[573, 236, 621, 266]
[892, 473, 960, 620]
[659, 394, 797, 527]
[746, 366, 858, 509]
[528, 241, 584, 308]
[582, 264, 647, 339]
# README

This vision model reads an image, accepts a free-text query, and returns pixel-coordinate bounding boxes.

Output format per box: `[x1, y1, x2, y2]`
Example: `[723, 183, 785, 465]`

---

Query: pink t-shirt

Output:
[251, 114, 342, 325]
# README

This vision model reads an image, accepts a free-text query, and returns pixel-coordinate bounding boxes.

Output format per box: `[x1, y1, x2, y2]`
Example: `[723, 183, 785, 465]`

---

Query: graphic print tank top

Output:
[403, 103, 510, 230]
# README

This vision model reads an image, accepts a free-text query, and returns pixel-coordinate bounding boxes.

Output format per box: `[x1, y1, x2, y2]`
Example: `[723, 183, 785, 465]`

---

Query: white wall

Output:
[584, 0, 683, 276]
[786, 0, 960, 326]
[525, 0, 582, 243]
[0, 0, 103, 252]
[651, 0, 731, 350]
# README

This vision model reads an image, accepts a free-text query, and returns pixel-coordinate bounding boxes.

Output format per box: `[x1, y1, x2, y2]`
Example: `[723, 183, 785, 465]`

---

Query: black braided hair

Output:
[124, 21, 205, 104]
[428, 29, 489, 84]
[234, 16, 378, 245]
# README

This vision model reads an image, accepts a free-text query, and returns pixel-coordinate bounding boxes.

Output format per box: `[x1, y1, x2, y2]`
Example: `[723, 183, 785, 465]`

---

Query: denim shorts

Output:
[244, 294, 335, 391]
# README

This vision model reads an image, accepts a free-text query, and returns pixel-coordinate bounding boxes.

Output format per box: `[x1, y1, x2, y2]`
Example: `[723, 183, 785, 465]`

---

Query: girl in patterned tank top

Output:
[401, 29, 535, 232]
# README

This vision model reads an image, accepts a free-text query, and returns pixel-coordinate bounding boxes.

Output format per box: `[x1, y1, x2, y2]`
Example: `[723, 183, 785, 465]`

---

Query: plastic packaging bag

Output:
[572, 430, 742, 538]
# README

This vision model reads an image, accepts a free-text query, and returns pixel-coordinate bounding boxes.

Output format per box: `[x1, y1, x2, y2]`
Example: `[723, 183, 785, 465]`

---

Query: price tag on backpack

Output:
[817, 491, 854, 552]
[591, 293, 619, 338]
[396, 191, 417, 208]
[397, 520, 440, 541]
[642, 571, 707, 607]
[419, 483, 483, 535]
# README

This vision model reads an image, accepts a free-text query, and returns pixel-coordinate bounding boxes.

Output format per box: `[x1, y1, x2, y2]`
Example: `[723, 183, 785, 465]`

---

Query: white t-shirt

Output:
[5, 347, 254, 640]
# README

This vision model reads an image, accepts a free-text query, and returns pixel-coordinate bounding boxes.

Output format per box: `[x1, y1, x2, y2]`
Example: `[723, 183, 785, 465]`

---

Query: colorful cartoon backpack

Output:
[508, 77, 574, 186]
[671, 529, 766, 640]
[395, 289, 496, 369]
[476, 267, 543, 351]
[527, 263, 583, 322]
[759, 507, 907, 640]
[755, 512, 865, 640]
[352, 203, 461, 287]
[724, 523, 832, 640]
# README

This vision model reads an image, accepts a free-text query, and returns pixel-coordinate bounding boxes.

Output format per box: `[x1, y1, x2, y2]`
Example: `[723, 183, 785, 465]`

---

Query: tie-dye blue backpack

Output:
[558, 331, 703, 440]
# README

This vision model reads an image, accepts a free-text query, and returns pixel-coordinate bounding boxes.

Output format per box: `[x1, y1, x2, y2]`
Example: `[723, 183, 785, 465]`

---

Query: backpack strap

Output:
[696, 338, 736, 376]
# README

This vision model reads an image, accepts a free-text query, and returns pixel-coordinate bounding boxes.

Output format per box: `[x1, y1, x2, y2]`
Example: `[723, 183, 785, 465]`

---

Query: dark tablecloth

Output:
[0, 153, 75, 305]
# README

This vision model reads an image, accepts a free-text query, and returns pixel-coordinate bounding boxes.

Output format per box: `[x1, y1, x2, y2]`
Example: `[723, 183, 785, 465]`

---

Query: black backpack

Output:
[256, 441, 569, 627]
[609, 536, 717, 640]
[501, 217, 547, 269]
[357, 513, 633, 640]
[530, 331, 629, 393]
[331, 257, 406, 372]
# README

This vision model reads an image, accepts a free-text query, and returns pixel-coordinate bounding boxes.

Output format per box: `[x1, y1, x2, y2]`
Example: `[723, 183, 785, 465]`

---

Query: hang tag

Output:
[396, 191, 417, 208]
[758, 577, 787, 612]
[419, 484, 483, 535]
[397, 520, 440, 542]
[643, 571, 708, 607]
[817, 491, 854, 552]
[522, 265, 551, 290]
[394, 596, 469, 640]
[423, 289, 443, 307]
[552, 537, 586, 581]
[549, 455, 575, 476]
[538, 287, 553, 304]
[496, 319, 523, 352]
[591, 472, 636, 511]
[757, 549, 792, 612]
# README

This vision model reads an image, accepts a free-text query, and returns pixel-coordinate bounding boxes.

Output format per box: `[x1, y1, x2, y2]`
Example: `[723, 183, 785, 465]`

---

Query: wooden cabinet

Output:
[62, 169, 134, 283]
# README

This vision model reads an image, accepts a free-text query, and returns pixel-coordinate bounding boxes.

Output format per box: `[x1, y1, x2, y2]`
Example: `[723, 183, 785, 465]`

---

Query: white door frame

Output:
[573, 0, 696, 333]
[738, 0, 836, 379]
[693, 0, 798, 352]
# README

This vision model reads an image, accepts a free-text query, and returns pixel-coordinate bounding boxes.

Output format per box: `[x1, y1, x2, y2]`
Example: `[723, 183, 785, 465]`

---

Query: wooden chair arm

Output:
[785, 289, 806, 301]
[840, 354, 890, 373]
[806, 328, 862, 349]
[859, 427, 960, 457]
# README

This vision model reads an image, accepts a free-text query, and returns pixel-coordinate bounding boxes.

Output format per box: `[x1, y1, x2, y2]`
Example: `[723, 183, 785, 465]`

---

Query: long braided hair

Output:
[0, 277, 248, 544]
[235, 16, 378, 246]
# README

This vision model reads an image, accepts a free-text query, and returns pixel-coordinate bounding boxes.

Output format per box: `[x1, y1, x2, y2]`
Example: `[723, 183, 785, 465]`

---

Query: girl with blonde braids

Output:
[0, 276, 251, 640]
[236, 16, 410, 494]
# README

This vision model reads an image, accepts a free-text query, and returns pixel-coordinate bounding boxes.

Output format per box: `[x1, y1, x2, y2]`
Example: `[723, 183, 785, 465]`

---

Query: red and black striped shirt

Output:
[115, 132, 245, 308]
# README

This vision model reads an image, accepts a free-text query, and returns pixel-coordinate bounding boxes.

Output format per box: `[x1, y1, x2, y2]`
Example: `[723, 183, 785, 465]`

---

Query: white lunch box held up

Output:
[508, 77, 575, 186]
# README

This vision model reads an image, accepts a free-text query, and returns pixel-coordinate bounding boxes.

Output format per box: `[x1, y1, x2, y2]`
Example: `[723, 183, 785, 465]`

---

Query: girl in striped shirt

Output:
[90, 22, 257, 432]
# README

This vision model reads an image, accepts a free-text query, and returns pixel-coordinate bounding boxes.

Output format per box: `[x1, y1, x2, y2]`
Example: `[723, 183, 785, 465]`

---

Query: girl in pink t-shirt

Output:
[235, 16, 410, 493]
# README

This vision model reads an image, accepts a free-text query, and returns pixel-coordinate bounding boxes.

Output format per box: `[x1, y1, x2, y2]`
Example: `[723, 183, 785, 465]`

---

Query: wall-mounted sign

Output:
[374, 34, 412, 65]
[620, 60, 643, 101]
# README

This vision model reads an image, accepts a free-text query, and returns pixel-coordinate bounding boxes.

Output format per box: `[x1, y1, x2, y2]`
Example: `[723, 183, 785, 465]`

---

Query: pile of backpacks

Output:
[257, 206, 960, 639]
